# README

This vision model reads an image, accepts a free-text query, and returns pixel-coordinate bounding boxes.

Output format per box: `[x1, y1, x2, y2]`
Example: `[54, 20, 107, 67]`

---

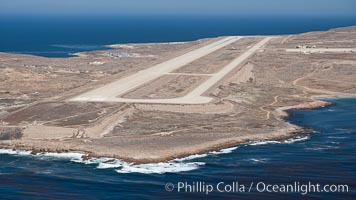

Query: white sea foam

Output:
[248, 158, 270, 163]
[306, 145, 339, 151]
[97, 160, 125, 169]
[93, 158, 205, 174]
[82, 157, 114, 165]
[0, 149, 32, 156]
[37, 152, 84, 161]
[327, 136, 346, 139]
[0, 149, 85, 161]
[248, 136, 310, 146]
[111, 146, 240, 174]
[116, 162, 205, 174]
[173, 146, 239, 162]
[249, 141, 281, 146]
[283, 136, 309, 144]
[305, 147, 328, 151]
[0, 148, 207, 174]
[210, 147, 239, 155]
[173, 154, 208, 162]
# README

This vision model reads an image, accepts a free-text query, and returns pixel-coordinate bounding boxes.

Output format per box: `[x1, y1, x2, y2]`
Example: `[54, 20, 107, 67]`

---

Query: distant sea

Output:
[0, 15, 356, 199]
[0, 14, 356, 57]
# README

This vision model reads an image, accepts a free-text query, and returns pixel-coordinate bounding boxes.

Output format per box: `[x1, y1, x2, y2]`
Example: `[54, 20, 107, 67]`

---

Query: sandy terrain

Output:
[1, 26, 356, 163]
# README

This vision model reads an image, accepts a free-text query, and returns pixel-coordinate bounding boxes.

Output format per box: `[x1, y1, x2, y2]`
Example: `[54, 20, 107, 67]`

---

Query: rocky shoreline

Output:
[0, 98, 333, 164]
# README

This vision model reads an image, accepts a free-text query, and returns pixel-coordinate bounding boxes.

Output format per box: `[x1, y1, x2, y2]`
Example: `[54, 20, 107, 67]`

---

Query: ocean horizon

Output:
[1, 14, 356, 57]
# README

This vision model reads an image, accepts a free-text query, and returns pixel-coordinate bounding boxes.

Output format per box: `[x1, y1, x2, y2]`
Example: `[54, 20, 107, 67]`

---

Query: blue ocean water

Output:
[0, 14, 356, 57]
[1, 15, 356, 199]
[0, 98, 355, 199]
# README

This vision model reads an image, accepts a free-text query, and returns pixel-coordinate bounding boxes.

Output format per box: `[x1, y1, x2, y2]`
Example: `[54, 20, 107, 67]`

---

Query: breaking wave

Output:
[81, 145, 240, 174]
[0, 149, 84, 161]
[248, 136, 309, 146]
[0, 147, 236, 174]
[116, 162, 205, 174]
[0, 149, 32, 156]
[247, 158, 270, 163]
[0, 135, 308, 174]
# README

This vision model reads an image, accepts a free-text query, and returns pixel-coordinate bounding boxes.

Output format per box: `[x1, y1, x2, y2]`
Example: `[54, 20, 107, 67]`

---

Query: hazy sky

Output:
[1, 0, 355, 16]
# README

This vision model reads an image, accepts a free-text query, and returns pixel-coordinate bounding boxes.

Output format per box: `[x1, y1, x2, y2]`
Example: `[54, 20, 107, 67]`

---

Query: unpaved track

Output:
[70, 37, 272, 104]
[286, 48, 356, 53]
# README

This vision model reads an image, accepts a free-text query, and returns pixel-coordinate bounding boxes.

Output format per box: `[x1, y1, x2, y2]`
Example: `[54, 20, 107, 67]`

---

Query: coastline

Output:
[1, 26, 356, 165]
[0, 133, 311, 174]
[2, 94, 354, 199]
[0, 96, 337, 164]
[0, 127, 302, 164]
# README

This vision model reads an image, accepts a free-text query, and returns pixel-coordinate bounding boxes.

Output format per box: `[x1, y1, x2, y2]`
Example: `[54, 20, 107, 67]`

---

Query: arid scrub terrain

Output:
[0, 26, 355, 163]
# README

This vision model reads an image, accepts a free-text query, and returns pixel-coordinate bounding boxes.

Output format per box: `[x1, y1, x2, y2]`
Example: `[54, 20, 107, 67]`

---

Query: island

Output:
[1, 26, 355, 163]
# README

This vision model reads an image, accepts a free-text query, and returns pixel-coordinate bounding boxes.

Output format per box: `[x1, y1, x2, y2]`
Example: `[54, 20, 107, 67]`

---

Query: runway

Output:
[70, 37, 272, 104]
